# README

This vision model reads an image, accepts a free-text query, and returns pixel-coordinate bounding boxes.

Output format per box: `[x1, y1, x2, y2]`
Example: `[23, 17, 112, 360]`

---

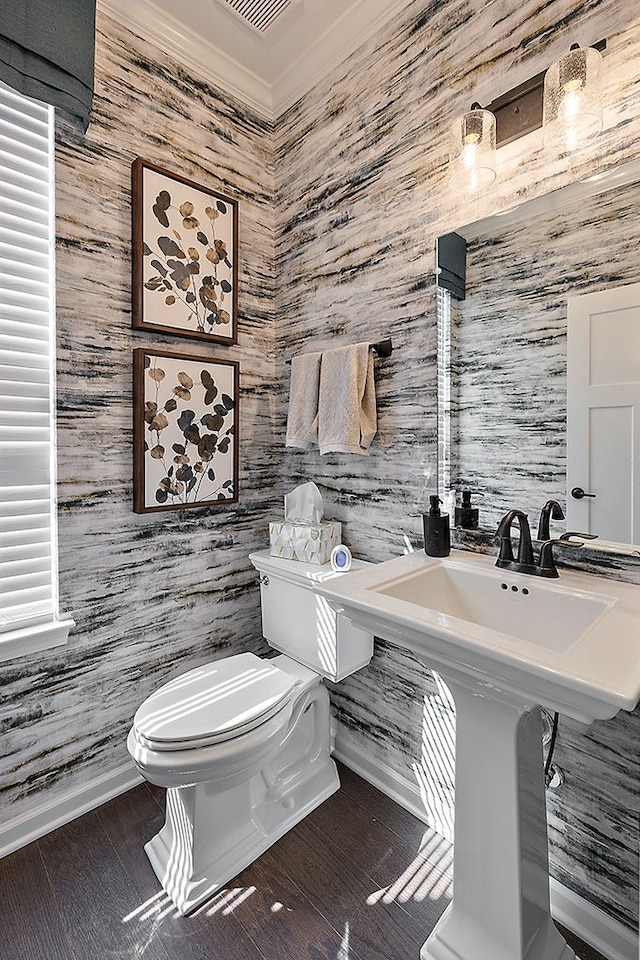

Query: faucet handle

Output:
[559, 532, 598, 546]
[538, 532, 599, 577]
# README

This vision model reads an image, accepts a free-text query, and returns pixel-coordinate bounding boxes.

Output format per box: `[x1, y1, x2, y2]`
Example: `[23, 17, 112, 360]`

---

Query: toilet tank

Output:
[249, 551, 373, 682]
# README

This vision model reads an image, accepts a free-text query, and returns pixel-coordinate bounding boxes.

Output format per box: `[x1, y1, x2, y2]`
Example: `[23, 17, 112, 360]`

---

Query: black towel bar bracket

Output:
[285, 338, 392, 365]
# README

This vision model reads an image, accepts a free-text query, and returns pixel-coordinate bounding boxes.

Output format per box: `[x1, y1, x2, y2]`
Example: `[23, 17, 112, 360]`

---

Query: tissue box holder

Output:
[269, 520, 342, 565]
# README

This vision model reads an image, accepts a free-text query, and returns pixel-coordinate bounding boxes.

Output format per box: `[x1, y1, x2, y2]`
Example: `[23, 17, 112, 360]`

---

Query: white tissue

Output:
[284, 481, 324, 525]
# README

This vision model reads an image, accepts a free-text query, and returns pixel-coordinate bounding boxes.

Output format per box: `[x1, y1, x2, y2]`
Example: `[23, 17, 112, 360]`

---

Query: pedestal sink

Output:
[315, 549, 640, 960]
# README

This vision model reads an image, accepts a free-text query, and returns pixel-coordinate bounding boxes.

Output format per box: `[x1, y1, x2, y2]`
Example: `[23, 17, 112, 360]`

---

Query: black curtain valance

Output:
[437, 232, 467, 301]
[0, 0, 96, 131]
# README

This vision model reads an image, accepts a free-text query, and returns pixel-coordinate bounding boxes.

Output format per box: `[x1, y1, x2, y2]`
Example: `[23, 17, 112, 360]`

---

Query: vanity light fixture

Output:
[450, 40, 606, 166]
[449, 102, 497, 192]
[542, 44, 604, 151]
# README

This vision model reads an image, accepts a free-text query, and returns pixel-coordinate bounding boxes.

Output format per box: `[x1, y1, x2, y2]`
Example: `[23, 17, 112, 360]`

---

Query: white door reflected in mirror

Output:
[567, 281, 640, 548]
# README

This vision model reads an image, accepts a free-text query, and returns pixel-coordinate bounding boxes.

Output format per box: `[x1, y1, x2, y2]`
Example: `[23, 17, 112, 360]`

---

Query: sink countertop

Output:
[314, 549, 640, 722]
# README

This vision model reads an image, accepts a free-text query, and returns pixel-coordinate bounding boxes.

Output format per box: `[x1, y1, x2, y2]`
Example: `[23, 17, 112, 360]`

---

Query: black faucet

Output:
[537, 500, 565, 541]
[496, 507, 598, 578]
[495, 510, 536, 574]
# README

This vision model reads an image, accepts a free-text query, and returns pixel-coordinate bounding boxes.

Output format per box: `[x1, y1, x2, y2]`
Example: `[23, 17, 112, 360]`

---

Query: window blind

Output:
[0, 79, 58, 636]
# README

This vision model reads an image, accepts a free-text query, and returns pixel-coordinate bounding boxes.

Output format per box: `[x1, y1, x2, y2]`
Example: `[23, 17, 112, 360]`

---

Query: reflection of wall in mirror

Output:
[445, 178, 640, 542]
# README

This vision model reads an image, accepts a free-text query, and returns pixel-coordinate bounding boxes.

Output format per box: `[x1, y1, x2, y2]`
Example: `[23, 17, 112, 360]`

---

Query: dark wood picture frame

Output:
[133, 348, 239, 514]
[132, 159, 238, 345]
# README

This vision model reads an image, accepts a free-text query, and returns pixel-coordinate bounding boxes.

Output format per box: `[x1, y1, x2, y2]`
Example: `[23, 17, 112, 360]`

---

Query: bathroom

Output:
[1, 0, 640, 957]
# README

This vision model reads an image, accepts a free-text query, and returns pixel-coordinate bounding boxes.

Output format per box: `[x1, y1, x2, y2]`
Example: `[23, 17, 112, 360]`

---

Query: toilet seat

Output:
[133, 652, 299, 752]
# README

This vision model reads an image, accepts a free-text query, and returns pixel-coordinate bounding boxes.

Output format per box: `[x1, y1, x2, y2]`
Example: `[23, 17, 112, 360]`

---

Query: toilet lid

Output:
[133, 653, 299, 751]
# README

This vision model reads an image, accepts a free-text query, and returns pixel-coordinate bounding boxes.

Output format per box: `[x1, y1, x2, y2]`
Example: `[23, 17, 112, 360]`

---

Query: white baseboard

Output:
[0, 762, 143, 860]
[333, 730, 638, 960]
[549, 877, 638, 960]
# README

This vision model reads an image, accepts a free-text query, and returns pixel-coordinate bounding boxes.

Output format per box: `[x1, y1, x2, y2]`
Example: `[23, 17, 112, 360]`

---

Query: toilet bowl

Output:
[127, 551, 373, 915]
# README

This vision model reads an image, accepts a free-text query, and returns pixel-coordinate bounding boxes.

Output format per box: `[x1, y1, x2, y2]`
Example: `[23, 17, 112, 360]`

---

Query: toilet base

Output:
[144, 682, 339, 915]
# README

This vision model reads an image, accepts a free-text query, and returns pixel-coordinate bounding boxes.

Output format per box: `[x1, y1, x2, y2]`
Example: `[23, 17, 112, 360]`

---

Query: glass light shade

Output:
[449, 108, 497, 192]
[543, 46, 603, 151]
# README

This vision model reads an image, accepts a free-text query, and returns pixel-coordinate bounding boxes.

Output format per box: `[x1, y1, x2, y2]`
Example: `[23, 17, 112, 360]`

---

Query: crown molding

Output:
[99, 0, 274, 119]
[99, 0, 415, 121]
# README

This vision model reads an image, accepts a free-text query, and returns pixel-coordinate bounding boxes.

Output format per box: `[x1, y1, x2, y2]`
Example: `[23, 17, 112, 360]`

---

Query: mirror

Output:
[437, 159, 640, 554]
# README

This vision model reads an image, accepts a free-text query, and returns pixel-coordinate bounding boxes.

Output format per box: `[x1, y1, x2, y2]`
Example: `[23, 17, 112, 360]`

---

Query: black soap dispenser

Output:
[455, 489, 479, 530]
[423, 495, 451, 557]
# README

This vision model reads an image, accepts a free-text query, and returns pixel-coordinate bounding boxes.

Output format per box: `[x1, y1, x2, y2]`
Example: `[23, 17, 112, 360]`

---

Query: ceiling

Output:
[101, 0, 418, 119]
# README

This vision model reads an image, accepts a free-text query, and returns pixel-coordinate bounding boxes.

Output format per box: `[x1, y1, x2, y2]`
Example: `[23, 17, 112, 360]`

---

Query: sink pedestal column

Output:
[421, 679, 575, 960]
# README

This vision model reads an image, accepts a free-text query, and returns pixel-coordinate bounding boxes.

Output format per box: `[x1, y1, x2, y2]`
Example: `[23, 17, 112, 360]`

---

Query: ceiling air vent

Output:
[220, 0, 297, 33]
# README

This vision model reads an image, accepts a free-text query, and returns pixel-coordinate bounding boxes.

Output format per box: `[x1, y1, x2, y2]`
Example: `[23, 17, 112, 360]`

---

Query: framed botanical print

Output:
[133, 348, 239, 513]
[132, 159, 238, 345]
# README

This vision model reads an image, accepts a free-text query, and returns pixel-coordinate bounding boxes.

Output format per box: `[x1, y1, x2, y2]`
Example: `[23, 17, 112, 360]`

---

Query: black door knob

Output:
[571, 486, 597, 500]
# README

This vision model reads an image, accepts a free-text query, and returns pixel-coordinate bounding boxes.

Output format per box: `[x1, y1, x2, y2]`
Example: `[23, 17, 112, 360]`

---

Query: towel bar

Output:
[285, 338, 392, 365]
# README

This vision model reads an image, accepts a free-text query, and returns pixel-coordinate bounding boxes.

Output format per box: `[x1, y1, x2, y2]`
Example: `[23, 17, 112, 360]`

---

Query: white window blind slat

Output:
[0, 209, 49, 242]
[0, 513, 51, 535]
[0, 113, 49, 151]
[0, 264, 49, 292]
[1, 313, 51, 340]
[0, 130, 49, 168]
[0, 296, 49, 322]
[0, 242, 49, 273]
[0, 269, 48, 295]
[0, 333, 49, 357]
[0, 491, 50, 514]
[0, 580, 52, 605]
[0, 440, 51, 465]
[0, 554, 51, 579]
[0, 483, 50, 502]
[0, 155, 49, 198]
[0, 363, 50, 384]
[0, 409, 50, 430]
[0, 425, 50, 442]
[0, 382, 50, 405]
[0, 156, 50, 201]
[0, 346, 50, 366]
[0, 243, 51, 274]
[0, 540, 51, 563]
[0, 528, 50, 549]
[0, 194, 49, 228]
[0, 223, 49, 254]
[0, 83, 49, 123]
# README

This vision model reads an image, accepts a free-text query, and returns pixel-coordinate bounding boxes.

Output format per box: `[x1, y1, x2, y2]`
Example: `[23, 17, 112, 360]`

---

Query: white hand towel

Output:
[318, 343, 377, 455]
[285, 351, 321, 449]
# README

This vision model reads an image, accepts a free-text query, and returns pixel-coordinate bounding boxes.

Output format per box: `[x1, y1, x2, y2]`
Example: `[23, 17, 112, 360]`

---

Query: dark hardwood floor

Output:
[0, 762, 607, 960]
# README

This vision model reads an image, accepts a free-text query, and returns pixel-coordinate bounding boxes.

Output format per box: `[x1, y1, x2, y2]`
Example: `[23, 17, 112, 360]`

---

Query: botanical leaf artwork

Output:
[137, 164, 236, 342]
[139, 352, 237, 509]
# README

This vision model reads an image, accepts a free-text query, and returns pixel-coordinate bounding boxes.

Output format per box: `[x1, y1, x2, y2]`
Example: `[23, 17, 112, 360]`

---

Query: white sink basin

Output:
[375, 557, 613, 651]
[315, 548, 640, 722]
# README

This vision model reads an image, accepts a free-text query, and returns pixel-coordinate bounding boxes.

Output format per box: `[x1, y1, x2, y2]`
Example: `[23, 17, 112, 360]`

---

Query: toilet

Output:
[127, 549, 373, 915]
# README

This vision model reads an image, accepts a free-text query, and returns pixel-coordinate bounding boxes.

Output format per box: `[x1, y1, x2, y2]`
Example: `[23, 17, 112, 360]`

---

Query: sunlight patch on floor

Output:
[337, 921, 350, 960]
[366, 835, 453, 906]
[122, 891, 178, 923]
[202, 885, 257, 916]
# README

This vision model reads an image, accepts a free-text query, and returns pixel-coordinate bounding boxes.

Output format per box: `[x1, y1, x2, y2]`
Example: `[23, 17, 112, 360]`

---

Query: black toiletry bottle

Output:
[423, 495, 451, 557]
[455, 490, 479, 530]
